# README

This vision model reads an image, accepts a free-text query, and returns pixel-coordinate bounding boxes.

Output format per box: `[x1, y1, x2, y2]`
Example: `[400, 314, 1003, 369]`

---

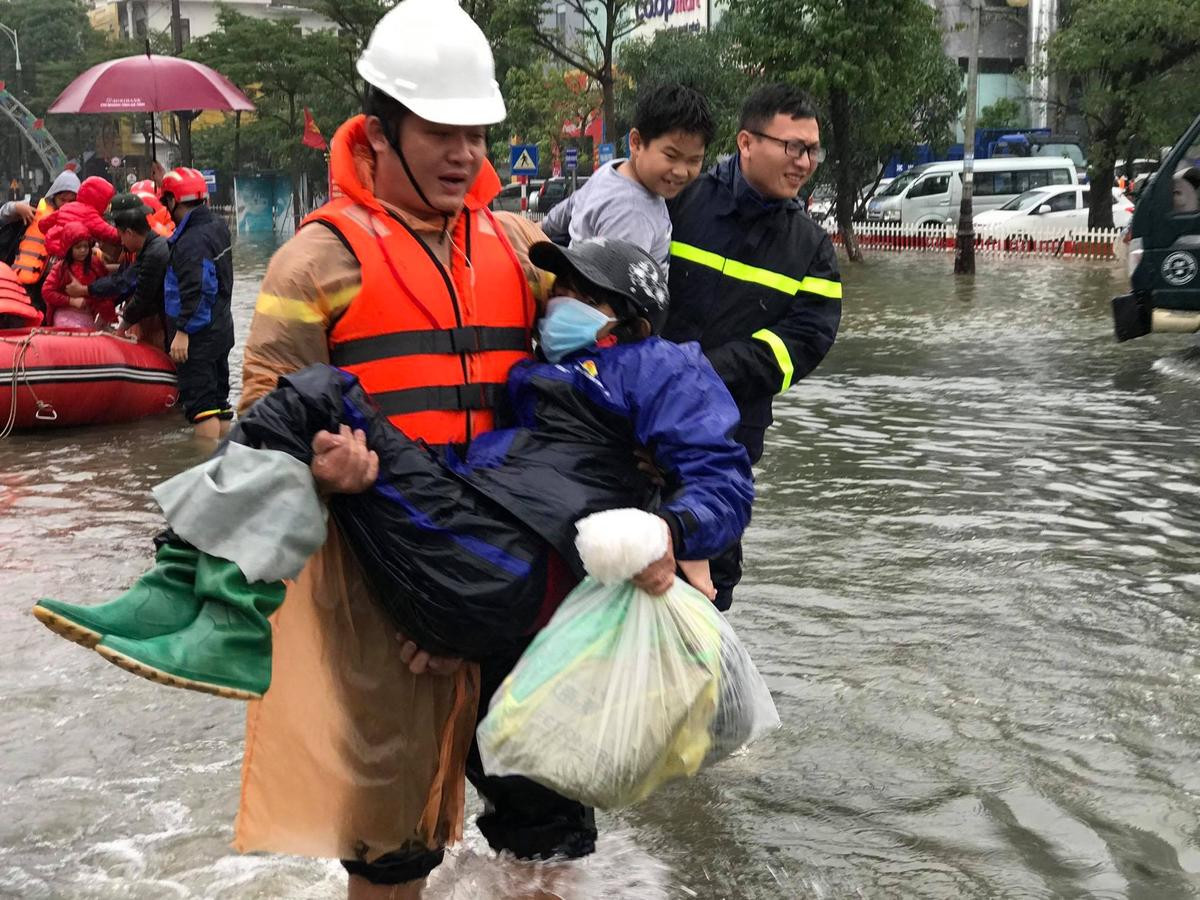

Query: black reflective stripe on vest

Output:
[330, 326, 529, 367]
[374, 382, 505, 417]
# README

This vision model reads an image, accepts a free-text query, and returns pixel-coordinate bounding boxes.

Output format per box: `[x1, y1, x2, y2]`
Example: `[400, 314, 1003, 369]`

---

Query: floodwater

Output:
[3, 243, 1200, 899]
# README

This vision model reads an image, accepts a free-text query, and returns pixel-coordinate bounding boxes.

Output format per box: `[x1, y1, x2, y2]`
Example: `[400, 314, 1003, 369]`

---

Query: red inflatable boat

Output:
[0, 327, 178, 429]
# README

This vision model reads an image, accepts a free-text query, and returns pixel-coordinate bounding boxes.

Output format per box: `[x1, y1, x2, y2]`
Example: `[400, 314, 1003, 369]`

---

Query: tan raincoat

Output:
[233, 115, 548, 863]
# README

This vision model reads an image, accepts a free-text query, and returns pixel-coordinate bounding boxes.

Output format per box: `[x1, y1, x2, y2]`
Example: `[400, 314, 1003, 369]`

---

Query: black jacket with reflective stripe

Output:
[665, 155, 841, 462]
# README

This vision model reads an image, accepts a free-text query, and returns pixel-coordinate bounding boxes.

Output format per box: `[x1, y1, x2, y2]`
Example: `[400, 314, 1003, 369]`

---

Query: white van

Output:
[866, 157, 1078, 226]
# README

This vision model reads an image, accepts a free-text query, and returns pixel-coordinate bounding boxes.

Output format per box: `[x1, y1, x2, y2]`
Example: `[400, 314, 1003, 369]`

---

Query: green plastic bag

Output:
[477, 574, 780, 809]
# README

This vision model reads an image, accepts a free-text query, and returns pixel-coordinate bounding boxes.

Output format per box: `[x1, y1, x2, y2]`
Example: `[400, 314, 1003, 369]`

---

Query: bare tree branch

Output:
[531, 30, 600, 78]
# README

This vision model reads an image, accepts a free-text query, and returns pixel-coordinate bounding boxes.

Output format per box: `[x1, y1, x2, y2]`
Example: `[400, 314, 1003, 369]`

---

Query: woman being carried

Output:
[33, 239, 754, 699]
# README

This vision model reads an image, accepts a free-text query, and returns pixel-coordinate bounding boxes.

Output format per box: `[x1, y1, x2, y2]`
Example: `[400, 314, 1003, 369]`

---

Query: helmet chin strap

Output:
[383, 117, 451, 234]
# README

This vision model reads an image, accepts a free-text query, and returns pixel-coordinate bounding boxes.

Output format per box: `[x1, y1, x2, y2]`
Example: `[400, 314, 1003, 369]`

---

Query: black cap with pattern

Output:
[109, 192, 151, 228]
[530, 238, 670, 335]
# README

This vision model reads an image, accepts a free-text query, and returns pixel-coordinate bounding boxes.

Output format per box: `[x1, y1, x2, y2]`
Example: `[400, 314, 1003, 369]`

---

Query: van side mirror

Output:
[1035, 204, 1051, 215]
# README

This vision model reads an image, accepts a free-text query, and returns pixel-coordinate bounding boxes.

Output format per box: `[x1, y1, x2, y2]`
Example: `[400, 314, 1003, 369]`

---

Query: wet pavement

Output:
[2, 244, 1199, 899]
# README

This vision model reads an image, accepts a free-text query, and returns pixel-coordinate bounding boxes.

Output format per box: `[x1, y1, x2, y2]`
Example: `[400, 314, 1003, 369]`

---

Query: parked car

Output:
[973, 185, 1133, 238]
[867, 157, 1079, 227]
[531, 176, 589, 215]
[491, 180, 543, 213]
[807, 187, 834, 222]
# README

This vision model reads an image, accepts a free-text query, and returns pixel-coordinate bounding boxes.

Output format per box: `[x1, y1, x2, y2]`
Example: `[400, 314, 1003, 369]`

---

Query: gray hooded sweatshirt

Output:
[542, 160, 672, 268]
[0, 170, 81, 224]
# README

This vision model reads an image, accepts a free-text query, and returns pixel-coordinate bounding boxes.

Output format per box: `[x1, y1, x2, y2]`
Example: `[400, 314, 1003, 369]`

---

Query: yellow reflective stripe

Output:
[795, 275, 842, 299]
[254, 284, 358, 324]
[752, 328, 794, 392]
[669, 240, 842, 299]
[669, 240, 725, 271]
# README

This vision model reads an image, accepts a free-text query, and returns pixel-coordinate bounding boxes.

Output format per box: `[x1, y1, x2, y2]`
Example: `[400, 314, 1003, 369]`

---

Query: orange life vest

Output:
[13, 201, 50, 285]
[149, 205, 175, 239]
[305, 199, 534, 445]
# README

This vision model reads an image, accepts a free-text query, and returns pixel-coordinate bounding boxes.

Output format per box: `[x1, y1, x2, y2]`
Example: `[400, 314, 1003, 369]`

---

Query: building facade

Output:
[931, 0, 1063, 133]
[89, 0, 332, 42]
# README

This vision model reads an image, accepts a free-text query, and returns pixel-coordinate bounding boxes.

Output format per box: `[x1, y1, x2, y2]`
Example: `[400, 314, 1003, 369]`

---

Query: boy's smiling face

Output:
[628, 128, 707, 200]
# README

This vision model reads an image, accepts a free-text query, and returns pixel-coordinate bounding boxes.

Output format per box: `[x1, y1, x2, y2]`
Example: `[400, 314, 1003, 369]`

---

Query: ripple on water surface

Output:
[4, 249, 1200, 898]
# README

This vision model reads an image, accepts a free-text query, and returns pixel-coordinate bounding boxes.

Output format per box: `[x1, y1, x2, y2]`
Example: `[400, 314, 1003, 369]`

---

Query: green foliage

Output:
[501, 0, 640, 141]
[977, 97, 1023, 130]
[0, 0, 153, 164]
[492, 58, 599, 176]
[616, 25, 743, 156]
[1047, 0, 1200, 226]
[184, 8, 355, 222]
[725, 0, 962, 255]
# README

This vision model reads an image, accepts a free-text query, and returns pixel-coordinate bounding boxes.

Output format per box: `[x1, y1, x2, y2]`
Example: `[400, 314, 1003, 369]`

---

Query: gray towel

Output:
[153, 443, 327, 583]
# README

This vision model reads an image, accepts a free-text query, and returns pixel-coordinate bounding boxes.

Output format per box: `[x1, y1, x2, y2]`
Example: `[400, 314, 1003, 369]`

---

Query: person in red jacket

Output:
[40, 176, 119, 257]
[42, 221, 115, 328]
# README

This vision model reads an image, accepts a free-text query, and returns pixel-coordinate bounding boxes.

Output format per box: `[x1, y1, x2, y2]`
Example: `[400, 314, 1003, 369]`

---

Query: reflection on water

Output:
[3, 247, 1200, 898]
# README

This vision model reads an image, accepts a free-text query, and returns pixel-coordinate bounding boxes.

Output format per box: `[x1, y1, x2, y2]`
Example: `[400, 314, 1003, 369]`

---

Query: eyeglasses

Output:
[749, 131, 826, 163]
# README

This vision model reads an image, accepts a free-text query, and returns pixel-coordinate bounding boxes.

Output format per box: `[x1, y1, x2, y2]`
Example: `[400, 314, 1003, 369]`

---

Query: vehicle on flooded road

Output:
[1112, 112, 1200, 341]
[866, 157, 1077, 227]
[974, 185, 1133, 239]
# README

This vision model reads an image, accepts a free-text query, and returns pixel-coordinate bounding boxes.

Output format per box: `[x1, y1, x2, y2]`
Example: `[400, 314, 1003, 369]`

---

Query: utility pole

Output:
[0, 23, 23, 185]
[170, 0, 194, 167]
[954, 0, 981, 276]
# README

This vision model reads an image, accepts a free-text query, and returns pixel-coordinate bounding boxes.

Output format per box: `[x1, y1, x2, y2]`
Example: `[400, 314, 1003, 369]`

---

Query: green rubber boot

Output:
[95, 553, 286, 701]
[33, 542, 203, 649]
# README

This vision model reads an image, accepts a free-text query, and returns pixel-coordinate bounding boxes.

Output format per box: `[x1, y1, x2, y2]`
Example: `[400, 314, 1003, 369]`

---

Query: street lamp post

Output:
[0, 23, 20, 88]
[955, 0, 1030, 276]
[954, 0, 981, 276]
[0, 23, 24, 186]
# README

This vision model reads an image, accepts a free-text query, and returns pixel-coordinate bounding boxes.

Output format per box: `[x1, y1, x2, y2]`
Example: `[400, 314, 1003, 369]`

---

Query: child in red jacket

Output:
[42, 221, 116, 328]
[40, 176, 119, 257]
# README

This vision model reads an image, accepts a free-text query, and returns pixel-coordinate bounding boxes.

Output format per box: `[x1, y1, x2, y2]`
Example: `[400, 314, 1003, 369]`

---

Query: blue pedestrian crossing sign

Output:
[510, 144, 539, 176]
[564, 147, 579, 171]
[597, 143, 615, 166]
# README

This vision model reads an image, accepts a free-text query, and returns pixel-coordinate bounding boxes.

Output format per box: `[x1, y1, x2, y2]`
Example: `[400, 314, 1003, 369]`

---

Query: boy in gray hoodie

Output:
[543, 84, 713, 268]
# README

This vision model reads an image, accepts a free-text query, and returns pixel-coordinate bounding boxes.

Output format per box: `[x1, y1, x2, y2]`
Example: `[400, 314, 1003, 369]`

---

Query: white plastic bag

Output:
[476, 509, 780, 809]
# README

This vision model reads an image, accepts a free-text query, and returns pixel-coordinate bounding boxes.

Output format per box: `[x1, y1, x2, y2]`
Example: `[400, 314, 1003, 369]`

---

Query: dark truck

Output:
[1113, 113, 1200, 341]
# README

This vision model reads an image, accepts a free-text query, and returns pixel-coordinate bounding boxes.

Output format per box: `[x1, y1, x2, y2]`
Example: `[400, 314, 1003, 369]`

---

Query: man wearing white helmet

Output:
[233, 1, 569, 897]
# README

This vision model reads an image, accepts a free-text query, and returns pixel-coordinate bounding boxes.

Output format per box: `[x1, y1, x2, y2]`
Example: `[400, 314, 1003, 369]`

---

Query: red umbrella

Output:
[48, 52, 254, 164]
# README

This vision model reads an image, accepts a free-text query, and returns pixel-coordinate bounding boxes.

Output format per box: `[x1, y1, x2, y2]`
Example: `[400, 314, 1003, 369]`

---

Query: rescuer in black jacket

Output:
[108, 194, 171, 341]
[664, 83, 842, 608]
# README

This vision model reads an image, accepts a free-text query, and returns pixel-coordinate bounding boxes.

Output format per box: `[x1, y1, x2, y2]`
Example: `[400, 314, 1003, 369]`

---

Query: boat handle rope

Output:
[0, 330, 56, 439]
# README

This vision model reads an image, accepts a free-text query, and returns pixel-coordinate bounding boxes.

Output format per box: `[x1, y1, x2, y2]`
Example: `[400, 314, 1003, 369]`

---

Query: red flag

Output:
[583, 112, 604, 146]
[301, 108, 327, 150]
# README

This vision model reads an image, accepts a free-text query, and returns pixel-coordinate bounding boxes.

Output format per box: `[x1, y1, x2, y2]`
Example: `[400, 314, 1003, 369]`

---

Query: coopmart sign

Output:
[633, 0, 709, 35]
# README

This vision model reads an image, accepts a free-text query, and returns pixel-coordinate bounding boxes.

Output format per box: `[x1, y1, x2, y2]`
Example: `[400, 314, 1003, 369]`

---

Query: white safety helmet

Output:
[356, 0, 506, 127]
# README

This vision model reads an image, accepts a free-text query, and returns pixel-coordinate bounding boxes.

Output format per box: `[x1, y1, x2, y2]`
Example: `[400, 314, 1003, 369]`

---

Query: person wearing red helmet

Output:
[160, 165, 235, 439]
[130, 180, 174, 236]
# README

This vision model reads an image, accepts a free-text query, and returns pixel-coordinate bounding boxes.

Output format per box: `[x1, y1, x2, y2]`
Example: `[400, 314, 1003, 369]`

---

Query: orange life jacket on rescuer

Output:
[305, 115, 534, 446]
[13, 200, 51, 285]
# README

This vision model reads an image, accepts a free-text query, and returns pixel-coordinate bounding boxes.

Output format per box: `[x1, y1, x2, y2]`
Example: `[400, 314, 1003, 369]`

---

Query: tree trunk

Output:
[233, 111, 241, 172]
[288, 92, 301, 232]
[854, 165, 886, 220]
[600, 75, 614, 146]
[601, 14, 616, 145]
[829, 88, 861, 262]
[1088, 121, 1118, 230]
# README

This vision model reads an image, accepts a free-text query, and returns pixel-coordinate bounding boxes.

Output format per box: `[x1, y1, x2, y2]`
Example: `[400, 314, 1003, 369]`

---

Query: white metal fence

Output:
[820, 221, 1125, 260]
[515, 211, 1124, 261]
